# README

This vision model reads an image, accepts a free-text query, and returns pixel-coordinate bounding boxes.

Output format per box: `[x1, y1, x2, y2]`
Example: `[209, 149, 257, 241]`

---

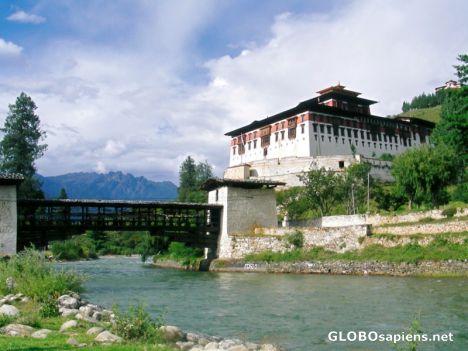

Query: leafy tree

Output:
[431, 86, 468, 165]
[454, 54, 468, 86]
[343, 163, 372, 214]
[276, 187, 311, 220]
[392, 145, 459, 208]
[58, 187, 68, 199]
[298, 166, 345, 216]
[178, 156, 213, 202]
[0, 92, 47, 198]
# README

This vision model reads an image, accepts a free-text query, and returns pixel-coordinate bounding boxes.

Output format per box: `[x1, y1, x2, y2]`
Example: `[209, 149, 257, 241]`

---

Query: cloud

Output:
[0, 38, 23, 56]
[7, 10, 46, 24]
[0, 0, 467, 184]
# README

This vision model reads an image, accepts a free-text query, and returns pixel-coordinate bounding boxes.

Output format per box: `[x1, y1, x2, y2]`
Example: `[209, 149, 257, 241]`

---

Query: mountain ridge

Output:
[37, 171, 178, 200]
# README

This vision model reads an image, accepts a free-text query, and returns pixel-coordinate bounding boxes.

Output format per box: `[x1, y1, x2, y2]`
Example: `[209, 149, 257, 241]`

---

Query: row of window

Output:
[313, 134, 402, 151]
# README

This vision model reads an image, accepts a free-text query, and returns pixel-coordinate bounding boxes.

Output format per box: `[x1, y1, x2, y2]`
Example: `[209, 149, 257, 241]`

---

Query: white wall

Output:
[0, 185, 17, 256]
[208, 186, 278, 258]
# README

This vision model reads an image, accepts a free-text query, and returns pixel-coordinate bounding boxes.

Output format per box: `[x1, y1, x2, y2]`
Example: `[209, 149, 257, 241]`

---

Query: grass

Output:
[0, 248, 85, 301]
[153, 242, 204, 267]
[398, 105, 441, 123]
[245, 235, 468, 264]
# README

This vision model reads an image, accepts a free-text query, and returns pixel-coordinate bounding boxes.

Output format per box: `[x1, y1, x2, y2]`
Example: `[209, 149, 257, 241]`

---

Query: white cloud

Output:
[7, 10, 46, 24]
[0, 38, 23, 56]
[0, 0, 467, 184]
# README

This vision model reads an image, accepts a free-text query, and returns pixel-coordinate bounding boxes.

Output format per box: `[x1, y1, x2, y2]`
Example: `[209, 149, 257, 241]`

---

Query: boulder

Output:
[0, 304, 20, 317]
[259, 345, 279, 351]
[227, 346, 249, 351]
[31, 329, 52, 339]
[204, 342, 220, 350]
[1, 323, 34, 337]
[245, 342, 260, 351]
[219, 340, 237, 349]
[67, 337, 86, 347]
[61, 308, 79, 317]
[94, 330, 122, 343]
[159, 325, 185, 342]
[60, 320, 78, 332]
[176, 341, 195, 350]
[86, 326, 104, 336]
[58, 295, 80, 309]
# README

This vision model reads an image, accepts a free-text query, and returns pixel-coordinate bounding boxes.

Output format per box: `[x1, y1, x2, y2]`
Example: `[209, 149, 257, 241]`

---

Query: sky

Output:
[0, 0, 467, 183]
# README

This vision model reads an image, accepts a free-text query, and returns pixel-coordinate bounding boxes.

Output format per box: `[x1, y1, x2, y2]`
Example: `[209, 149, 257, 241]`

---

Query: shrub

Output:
[112, 303, 164, 342]
[159, 242, 203, 266]
[0, 315, 14, 328]
[39, 297, 60, 318]
[286, 230, 304, 248]
[0, 248, 85, 301]
[51, 235, 97, 261]
[441, 207, 457, 218]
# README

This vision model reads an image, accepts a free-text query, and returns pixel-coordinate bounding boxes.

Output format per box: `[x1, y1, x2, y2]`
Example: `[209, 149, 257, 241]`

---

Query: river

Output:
[58, 256, 468, 350]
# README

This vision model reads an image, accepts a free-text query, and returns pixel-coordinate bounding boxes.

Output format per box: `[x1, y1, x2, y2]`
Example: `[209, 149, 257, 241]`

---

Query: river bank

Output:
[208, 259, 468, 276]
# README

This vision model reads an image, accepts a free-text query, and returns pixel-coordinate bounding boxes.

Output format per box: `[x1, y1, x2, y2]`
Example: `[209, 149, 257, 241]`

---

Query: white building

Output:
[224, 84, 435, 185]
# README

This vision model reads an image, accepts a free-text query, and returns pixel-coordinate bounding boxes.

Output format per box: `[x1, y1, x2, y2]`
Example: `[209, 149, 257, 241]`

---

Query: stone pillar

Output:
[208, 186, 279, 259]
[0, 184, 18, 256]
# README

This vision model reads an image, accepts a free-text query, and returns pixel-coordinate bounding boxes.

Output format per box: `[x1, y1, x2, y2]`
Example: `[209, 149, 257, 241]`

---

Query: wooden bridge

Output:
[17, 199, 222, 254]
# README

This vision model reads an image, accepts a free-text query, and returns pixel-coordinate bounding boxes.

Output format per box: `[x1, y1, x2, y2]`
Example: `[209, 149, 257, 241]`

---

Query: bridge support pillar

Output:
[0, 175, 23, 256]
[205, 179, 285, 259]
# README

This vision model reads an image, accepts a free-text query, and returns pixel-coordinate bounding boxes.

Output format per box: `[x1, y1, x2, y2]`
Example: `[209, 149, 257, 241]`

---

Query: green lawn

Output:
[398, 105, 441, 123]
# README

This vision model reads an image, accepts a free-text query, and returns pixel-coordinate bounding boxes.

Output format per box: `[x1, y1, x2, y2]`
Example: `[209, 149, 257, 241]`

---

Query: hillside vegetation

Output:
[398, 105, 441, 123]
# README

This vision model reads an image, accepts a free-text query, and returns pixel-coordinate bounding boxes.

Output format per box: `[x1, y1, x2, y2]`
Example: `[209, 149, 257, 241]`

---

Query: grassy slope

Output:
[398, 105, 441, 123]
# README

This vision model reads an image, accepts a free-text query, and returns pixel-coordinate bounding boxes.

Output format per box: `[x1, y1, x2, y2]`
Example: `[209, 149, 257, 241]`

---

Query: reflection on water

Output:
[58, 256, 468, 351]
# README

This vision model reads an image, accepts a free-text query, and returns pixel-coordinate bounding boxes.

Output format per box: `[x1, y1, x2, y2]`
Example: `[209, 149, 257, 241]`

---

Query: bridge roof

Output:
[0, 173, 24, 185]
[18, 199, 222, 209]
[202, 177, 285, 191]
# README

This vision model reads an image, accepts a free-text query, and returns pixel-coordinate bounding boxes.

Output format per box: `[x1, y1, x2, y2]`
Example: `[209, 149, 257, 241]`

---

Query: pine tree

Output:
[454, 54, 468, 86]
[0, 92, 47, 198]
[58, 187, 68, 199]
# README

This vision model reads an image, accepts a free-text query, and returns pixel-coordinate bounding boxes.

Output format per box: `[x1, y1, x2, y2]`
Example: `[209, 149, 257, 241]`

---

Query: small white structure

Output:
[0, 174, 23, 256]
[203, 178, 284, 259]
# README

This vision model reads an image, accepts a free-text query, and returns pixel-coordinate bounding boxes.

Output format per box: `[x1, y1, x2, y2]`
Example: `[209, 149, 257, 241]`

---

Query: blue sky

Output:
[0, 0, 467, 183]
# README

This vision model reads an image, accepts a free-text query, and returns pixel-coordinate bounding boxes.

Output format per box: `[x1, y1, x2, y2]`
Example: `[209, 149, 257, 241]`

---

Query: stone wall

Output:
[367, 208, 468, 226]
[363, 234, 465, 248]
[372, 221, 468, 235]
[0, 185, 17, 256]
[210, 259, 468, 276]
[226, 225, 369, 259]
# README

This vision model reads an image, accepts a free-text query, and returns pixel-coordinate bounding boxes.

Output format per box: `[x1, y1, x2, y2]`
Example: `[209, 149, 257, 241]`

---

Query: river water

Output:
[58, 256, 468, 350]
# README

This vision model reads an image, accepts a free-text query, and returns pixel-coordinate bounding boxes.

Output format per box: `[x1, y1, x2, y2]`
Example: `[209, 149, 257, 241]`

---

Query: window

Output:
[263, 147, 268, 157]
[374, 142, 376, 148]
[320, 125, 324, 133]
[248, 141, 251, 150]
[383, 135, 387, 142]
[342, 138, 345, 144]
[238, 143, 245, 154]
[379, 143, 382, 149]
[301, 124, 305, 134]
[314, 135, 318, 141]
[275, 132, 279, 142]
[354, 130, 358, 138]
[288, 127, 296, 139]
[368, 142, 371, 147]
[347, 129, 352, 137]
[281, 130, 285, 140]
[338, 161, 345, 169]
[313, 123, 318, 132]
[349, 139, 352, 144]
[341, 127, 345, 136]
[215, 190, 219, 201]
[362, 141, 365, 147]
[367, 132, 371, 140]
[328, 136, 332, 142]
[327, 125, 332, 134]
[321, 135, 324, 142]
[261, 135, 270, 147]
[232, 146, 236, 155]
[361, 131, 365, 139]
[253, 140, 257, 149]
[378, 134, 382, 142]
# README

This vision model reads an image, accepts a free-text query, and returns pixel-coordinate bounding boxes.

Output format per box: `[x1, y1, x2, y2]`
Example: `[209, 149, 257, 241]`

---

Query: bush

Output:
[51, 235, 97, 261]
[157, 242, 203, 266]
[441, 207, 457, 218]
[286, 230, 304, 248]
[39, 297, 60, 318]
[0, 248, 85, 301]
[112, 303, 164, 342]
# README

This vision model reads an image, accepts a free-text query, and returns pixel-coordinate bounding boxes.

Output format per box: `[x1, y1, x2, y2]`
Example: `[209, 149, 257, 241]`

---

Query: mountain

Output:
[37, 172, 178, 201]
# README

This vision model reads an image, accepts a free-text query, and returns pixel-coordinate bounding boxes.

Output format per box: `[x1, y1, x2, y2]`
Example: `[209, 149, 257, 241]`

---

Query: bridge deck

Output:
[17, 199, 222, 252]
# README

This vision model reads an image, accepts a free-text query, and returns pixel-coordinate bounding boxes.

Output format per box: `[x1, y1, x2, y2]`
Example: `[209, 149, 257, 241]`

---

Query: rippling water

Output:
[58, 256, 468, 350]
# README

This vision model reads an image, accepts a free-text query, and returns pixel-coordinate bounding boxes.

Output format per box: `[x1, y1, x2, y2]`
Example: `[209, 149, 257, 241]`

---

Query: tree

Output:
[298, 167, 345, 216]
[0, 92, 47, 199]
[392, 145, 459, 208]
[431, 86, 468, 166]
[58, 187, 68, 199]
[343, 163, 372, 214]
[178, 156, 214, 202]
[454, 54, 468, 86]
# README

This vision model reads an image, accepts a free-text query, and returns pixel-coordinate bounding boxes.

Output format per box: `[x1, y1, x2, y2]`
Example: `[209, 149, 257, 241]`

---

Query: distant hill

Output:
[37, 172, 178, 201]
[397, 105, 441, 124]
